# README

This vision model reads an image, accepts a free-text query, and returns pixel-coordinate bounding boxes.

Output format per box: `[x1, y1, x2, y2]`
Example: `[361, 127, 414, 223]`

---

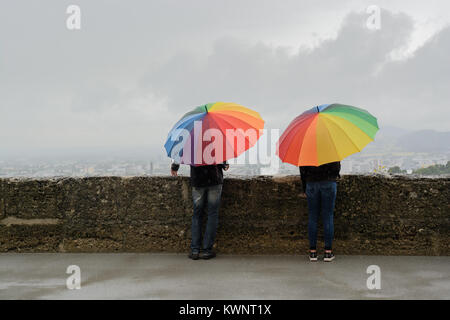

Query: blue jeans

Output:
[191, 184, 223, 253]
[305, 181, 337, 250]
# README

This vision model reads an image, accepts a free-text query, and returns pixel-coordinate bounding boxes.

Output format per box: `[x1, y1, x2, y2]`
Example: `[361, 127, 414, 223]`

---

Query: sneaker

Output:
[188, 251, 199, 260]
[309, 250, 318, 262]
[200, 250, 216, 260]
[323, 251, 335, 262]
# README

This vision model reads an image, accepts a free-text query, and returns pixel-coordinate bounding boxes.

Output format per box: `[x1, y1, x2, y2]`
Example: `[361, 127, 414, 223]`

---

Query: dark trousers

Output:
[191, 184, 223, 253]
[305, 181, 337, 250]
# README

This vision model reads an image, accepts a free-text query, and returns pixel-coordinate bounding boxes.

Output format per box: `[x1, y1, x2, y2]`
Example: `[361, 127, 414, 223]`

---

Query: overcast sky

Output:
[1, 0, 449, 158]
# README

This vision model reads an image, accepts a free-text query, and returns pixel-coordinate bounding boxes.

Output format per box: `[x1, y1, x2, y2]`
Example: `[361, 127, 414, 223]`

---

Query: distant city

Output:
[0, 152, 448, 178]
[0, 149, 448, 178]
[1, 126, 449, 178]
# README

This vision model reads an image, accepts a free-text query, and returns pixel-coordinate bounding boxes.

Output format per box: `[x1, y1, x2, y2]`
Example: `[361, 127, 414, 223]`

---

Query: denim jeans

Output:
[191, 184, 223, 253]
[305, 181, 337, 250]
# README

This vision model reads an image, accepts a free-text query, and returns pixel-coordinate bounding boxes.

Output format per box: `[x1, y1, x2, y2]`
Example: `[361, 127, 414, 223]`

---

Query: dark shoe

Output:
[323, 251, 335, 262]
[309, 250, 318, 262]
[188, 251, 199, 260]
[200, 251, 216, 260]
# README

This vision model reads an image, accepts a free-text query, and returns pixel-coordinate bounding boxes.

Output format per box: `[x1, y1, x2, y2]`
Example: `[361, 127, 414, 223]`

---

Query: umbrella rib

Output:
[210, 102, 262, 120]
[324, 111, 379, 138]
[211, 109, 263, 124]
[277, 114, 316, 155]
[320, 116, 342, 162]
[165, 113, 205, 155]
[207, 115, 241, 158]
[210, 113, 257, 149]
[168, 112, 205, 138]
[201, 114, 232, 162]
[280, 116, 315, 165]
[295, 117, 317, 166]
[321, 114, 364, 153]
[211, 111, 265, 132]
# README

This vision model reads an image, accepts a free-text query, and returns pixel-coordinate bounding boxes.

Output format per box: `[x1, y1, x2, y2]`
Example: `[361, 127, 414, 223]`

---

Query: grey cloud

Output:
[140, 10, 424, 131]
[1, 2, 449, 157]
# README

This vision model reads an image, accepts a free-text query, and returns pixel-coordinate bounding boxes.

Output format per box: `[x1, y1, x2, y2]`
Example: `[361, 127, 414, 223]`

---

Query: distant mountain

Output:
[397, 130, 450, 153]
[375, 126, 411, 138]
[364, 126, 410, 152]
[365, 126, 449, 154]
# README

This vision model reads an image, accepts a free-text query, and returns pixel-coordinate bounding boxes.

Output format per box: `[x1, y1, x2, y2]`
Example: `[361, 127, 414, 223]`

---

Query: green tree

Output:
[388, 166, 405, 174]
[414, 162, 450, 175]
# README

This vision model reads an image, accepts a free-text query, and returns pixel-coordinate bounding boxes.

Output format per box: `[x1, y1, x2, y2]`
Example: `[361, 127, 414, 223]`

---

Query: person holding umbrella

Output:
[171, 161, 229, 260]
[299, 162, 340, 262]
[277, 103, 379, 262]
[165, 102, 265, 260]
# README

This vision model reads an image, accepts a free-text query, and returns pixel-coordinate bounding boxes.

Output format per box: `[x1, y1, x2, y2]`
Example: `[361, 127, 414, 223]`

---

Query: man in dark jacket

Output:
[300, 161, 340, 262]
[171, 161, 229, 260]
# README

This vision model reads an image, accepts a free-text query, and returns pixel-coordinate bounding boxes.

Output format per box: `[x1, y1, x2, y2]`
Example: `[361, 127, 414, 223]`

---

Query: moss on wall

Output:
[0, 175, 448, 255]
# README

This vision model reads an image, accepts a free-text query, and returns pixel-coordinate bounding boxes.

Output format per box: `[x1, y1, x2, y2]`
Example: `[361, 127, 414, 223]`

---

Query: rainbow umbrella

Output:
[277, 103, 379, 166]
[165, 102, 265, 165]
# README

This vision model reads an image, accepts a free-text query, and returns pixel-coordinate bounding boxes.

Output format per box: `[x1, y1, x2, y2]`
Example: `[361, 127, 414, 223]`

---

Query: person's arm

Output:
[337, 161, 341, 178]
[299, 166, 307, 194]
[171, 160, 180, 176]
[331, 161, 341, 179]
[222, 161, 229, 171]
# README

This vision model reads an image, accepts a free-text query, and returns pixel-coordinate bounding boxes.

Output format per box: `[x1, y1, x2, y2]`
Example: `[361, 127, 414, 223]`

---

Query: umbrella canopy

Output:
[277, 103, 379, 166]
[165, 102, 265, 165]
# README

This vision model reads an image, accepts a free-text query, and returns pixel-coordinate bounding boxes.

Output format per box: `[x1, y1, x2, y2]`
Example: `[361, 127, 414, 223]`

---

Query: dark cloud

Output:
[141, 10, 449, 131]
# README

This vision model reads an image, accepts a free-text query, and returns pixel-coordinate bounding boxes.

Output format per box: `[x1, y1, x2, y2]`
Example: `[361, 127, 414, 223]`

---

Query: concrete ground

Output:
[0, 253, 448, 300]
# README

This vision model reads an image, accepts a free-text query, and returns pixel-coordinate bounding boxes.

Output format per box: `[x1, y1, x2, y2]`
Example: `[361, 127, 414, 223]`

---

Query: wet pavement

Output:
[0, 253, 448, 299]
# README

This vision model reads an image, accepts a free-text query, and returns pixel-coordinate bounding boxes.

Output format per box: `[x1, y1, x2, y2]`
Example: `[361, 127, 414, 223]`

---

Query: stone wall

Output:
[0, 175, 449, 255]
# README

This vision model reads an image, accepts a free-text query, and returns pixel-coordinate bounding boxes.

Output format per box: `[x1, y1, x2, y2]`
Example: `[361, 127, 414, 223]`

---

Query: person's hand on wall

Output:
[299, 193, 307, 198]
[170, 160, 179, 176]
